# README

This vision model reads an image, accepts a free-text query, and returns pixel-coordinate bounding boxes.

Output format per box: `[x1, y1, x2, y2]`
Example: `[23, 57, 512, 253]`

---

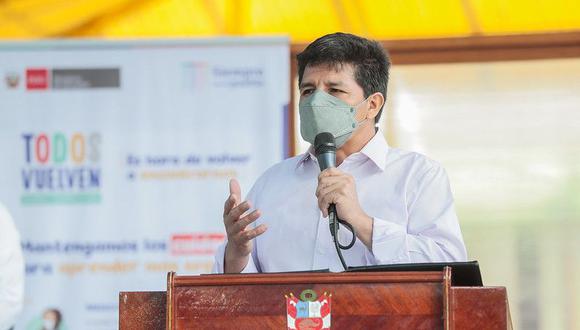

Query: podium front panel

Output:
[168, 271, 448, 329]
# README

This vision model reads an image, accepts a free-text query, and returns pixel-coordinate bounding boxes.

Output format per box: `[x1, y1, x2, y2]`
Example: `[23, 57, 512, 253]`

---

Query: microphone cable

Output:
[328, 204, 356, 271]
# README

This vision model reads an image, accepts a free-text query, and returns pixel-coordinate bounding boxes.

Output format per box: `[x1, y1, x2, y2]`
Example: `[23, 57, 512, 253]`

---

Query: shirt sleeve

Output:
[0, 205, 24, 330]
[364, 164, 467, 265]
[211, 242, 260, 274]
[211, 179, 263, 274]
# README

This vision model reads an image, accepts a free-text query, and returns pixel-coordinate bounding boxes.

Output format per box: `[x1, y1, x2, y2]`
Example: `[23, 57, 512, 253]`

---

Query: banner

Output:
[0, 37, 289, 329]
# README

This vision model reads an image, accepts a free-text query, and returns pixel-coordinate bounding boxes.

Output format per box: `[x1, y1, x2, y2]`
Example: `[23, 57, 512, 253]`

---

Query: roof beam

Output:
[291, 31, 580, 64]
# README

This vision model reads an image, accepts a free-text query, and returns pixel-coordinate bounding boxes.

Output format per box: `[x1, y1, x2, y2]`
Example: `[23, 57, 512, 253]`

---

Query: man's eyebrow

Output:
[299, 81, 345, 89]
[326, 81, 345, 87]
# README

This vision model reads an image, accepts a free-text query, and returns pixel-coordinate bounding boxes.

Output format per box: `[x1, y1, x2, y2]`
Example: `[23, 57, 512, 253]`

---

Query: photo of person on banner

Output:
[213, 32, 467, 273]
[26, 308, 67, 330]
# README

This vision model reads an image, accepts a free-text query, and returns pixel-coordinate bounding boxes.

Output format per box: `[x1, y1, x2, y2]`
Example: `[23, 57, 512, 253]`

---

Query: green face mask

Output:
[299, 90, 368, 148]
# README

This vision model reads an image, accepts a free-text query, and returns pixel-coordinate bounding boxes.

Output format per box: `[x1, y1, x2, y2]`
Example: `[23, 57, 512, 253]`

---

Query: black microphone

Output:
[314, 133, 356, 270]
[314, 132, 336, 171]
[314, 132, 338, 236]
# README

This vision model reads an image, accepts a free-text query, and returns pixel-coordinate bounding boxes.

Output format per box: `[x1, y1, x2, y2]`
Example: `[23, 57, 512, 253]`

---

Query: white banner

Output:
[0, 37, 289, 329]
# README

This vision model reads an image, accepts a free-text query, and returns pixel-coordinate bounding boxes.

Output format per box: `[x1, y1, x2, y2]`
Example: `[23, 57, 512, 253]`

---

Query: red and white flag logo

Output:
[26, 68, 49, 90]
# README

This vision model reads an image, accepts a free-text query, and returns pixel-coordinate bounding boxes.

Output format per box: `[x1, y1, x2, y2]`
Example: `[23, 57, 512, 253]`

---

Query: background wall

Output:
[388, 58, 580, 329]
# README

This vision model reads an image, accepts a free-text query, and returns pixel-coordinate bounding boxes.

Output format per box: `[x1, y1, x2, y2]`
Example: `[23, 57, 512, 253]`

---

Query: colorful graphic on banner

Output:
[20, 132, 102, 205]
[0, 38, 289, 329]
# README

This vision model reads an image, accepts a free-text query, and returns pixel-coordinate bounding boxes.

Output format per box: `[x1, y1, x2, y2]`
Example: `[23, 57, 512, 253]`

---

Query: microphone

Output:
[314, 132, 336, 171]
[314, 132, 355, 271]
[314, 132, 338, 236]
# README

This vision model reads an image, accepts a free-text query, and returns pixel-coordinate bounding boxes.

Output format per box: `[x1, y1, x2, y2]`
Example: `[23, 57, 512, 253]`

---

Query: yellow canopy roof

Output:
[1, 0, 579, 42]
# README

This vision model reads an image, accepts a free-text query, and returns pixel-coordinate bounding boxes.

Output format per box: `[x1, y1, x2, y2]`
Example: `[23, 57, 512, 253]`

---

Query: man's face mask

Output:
[299, 89, 369, 148]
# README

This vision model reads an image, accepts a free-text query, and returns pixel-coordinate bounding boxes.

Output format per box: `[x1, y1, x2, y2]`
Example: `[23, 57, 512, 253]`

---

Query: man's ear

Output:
[366, 92, 385, 120]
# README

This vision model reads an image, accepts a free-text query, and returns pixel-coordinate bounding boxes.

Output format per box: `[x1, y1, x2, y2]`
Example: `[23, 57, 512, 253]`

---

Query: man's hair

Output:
[297, 32, 391, 124]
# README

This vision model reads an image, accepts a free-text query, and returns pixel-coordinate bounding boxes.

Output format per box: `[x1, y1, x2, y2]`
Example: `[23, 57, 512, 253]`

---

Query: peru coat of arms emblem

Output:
[285, 289, 331, 330]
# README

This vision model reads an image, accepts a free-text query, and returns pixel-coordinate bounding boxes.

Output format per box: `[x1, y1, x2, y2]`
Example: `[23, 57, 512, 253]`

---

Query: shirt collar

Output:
[295, 129, 389, 171]
[295, 146, 316, 170]
[358, 129, 389, 171]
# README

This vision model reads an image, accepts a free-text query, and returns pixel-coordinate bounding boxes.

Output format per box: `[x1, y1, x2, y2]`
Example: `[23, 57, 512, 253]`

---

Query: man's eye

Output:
[329, 88, 343, 94]
[301, 89, 313, 96]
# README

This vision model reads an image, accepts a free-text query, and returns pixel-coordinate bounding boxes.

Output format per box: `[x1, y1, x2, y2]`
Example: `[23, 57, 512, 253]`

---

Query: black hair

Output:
[297, 32, 391, 124]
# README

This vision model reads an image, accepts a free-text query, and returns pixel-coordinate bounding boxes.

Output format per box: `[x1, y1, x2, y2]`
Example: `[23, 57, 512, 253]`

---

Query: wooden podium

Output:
[119, 267, 511, 329]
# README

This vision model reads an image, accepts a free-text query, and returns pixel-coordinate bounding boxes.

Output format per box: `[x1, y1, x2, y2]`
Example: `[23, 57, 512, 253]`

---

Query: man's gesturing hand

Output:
[223, 179, 267, 273]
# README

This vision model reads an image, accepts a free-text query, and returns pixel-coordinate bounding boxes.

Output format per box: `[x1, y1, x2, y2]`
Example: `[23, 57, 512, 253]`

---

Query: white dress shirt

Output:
[0, 203, 24, 330]
[213, 131, 467, 273]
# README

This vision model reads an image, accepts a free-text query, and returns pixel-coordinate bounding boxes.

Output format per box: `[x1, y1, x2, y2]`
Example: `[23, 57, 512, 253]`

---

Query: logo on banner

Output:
[23, 67, 120, 90]
[4, 72, 20, 89]
[182, 62, 210, 90]
[20, 132, 103, 205]
[182, 62, 264, 90]
[52, 68, 120, 89]
[26, 68, 49, 90]
[286, 290, 332, 330]
[212, 66, 264, 88]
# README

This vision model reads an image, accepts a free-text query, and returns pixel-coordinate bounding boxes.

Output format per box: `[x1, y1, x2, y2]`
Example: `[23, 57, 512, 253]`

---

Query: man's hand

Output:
[316, 168, 373, 249]
[223, 178, 267, 273]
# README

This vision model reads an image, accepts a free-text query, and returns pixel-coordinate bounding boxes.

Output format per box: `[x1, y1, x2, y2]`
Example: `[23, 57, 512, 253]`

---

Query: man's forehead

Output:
[304, 62, 354, 75]
[301, 62, 356, 86]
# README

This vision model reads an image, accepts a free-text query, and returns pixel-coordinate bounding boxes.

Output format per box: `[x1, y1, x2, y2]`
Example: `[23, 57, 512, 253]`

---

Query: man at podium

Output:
[213, 33, 467, 274]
